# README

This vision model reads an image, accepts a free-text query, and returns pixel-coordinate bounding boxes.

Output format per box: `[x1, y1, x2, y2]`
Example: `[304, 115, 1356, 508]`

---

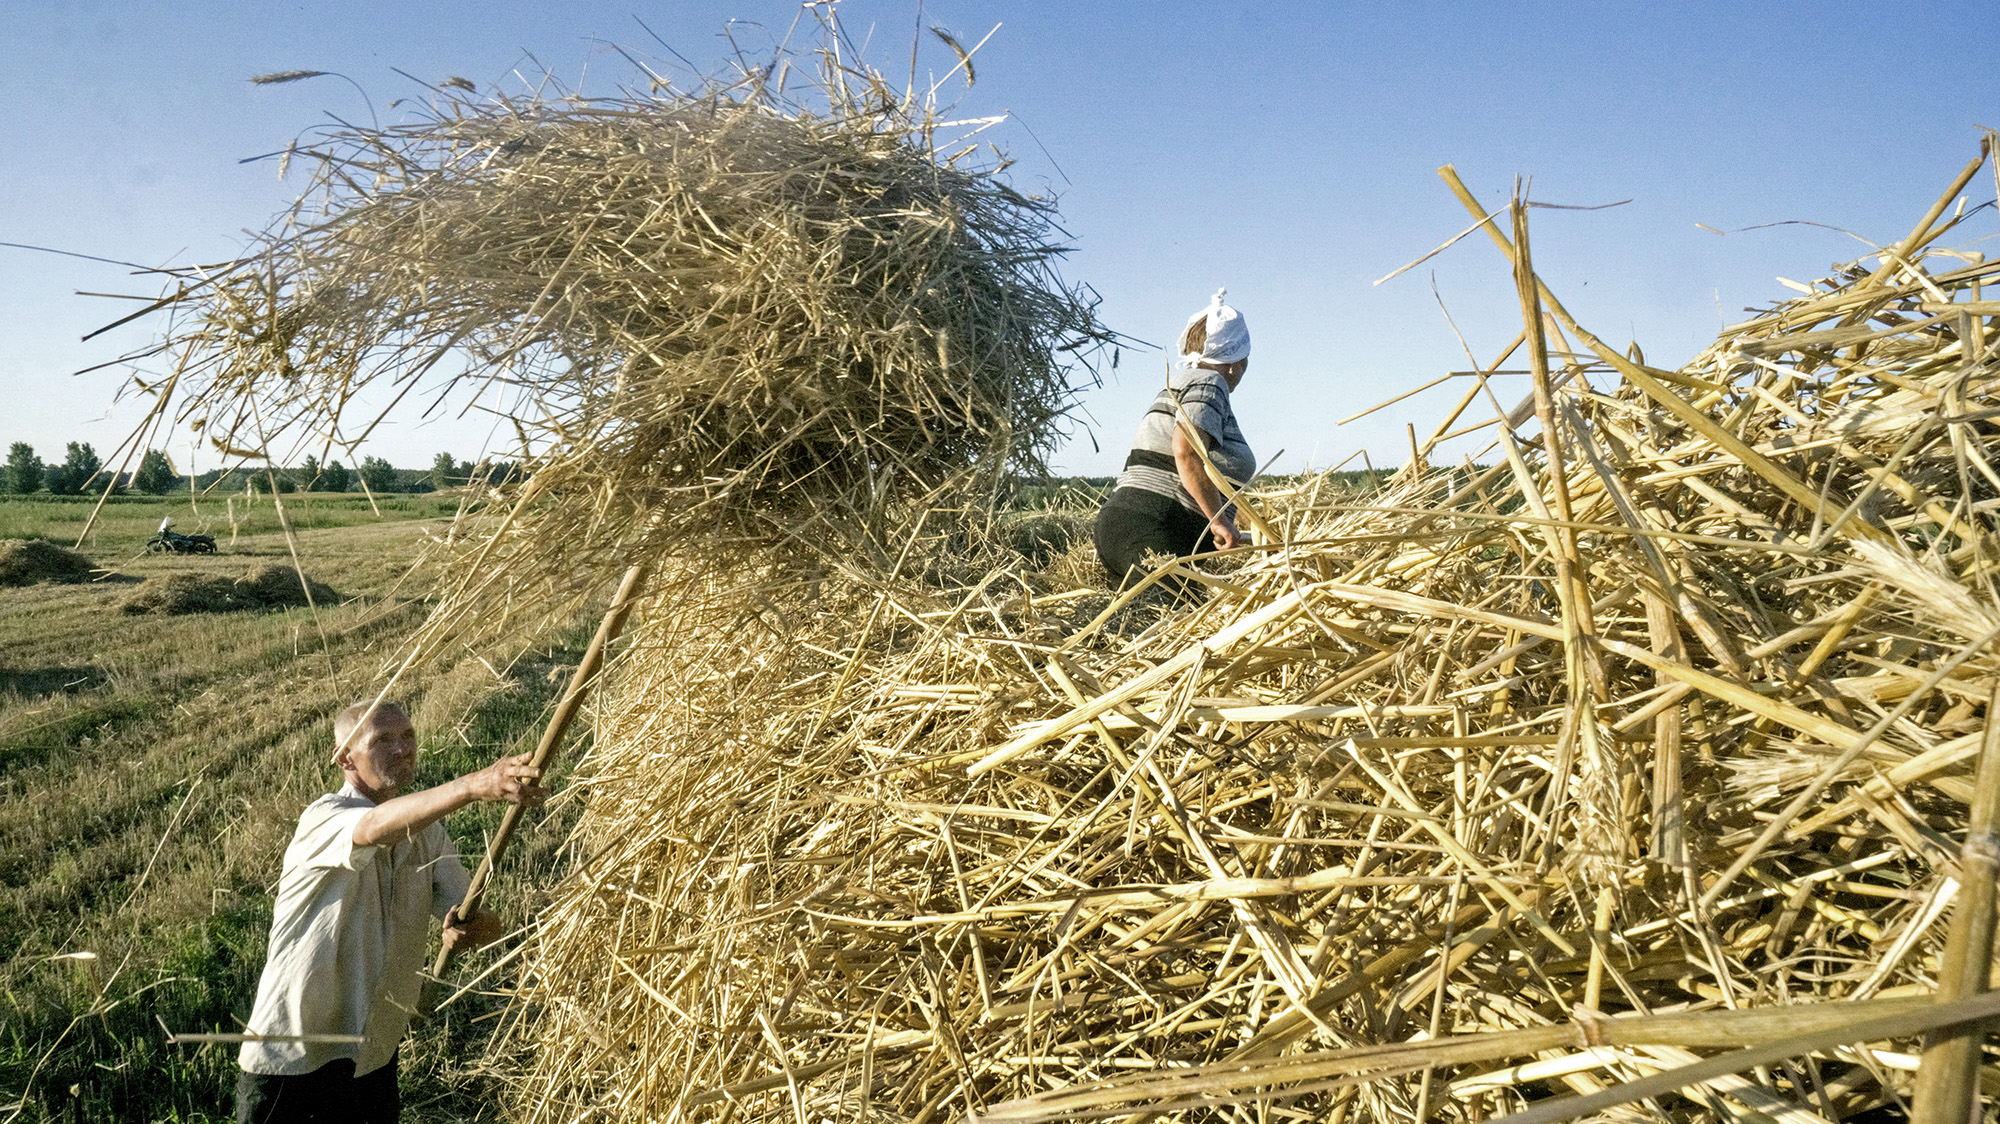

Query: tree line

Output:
[5, 444, 1404, 504]
[4, 443, 521, 497]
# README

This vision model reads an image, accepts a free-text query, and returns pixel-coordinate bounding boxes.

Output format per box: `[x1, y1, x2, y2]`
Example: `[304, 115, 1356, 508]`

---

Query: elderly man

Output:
[234, 699, 545, 1123]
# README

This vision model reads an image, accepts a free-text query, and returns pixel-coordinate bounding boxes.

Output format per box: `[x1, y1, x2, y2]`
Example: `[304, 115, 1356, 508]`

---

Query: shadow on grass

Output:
[0, 666, 109, 698]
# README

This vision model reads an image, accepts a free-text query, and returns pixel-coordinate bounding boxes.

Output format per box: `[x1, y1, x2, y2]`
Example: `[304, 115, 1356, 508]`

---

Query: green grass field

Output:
[0, 493, 590, 1122]
[0, 490, 465, 555]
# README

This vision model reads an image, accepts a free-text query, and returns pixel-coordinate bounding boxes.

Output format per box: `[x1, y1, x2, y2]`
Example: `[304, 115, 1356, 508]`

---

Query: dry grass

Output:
[487, 145, 2000, 1124]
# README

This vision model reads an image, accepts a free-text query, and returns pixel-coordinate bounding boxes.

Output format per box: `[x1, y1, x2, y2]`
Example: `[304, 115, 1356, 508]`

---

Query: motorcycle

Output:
[146, 529, 217, 554]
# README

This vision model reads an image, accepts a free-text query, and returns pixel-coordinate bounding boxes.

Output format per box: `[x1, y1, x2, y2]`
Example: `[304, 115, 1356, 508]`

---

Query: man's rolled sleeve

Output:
[291, 801, 378, 872]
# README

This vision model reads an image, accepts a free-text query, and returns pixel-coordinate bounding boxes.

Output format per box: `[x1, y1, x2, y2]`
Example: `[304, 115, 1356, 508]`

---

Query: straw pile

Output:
[496, 145, 2000, 1124]
[120, 564, 336, 615]
[116, 49, 1104, 635]
[0, 539, 94, 586]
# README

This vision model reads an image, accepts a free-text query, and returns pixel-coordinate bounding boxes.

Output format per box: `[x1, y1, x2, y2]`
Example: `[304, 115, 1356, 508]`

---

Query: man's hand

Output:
[442, 906, 504, 951]
[1209, 518, 1241, 551]
[352, 751, 549, 846]
[462, 753, 547, 807]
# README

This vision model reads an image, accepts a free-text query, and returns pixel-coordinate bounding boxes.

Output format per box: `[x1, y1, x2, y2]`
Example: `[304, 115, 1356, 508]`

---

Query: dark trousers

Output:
[1094, 487, 1213, 592]
[236, 1052, 399, 1124]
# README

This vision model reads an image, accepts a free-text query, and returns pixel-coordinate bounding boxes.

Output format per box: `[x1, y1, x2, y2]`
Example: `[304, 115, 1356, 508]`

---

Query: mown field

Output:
[0, 492, 596, 1122]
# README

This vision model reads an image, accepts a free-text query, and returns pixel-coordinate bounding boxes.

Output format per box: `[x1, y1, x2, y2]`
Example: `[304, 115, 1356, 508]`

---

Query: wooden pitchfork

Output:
[427, 557, 653, 989]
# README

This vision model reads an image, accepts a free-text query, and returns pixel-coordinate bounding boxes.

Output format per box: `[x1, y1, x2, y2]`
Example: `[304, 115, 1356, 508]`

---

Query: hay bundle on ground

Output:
[500, 147, 2000, 1124]
[119, 47, 1104, 636]
[0, 539, 94, 586]
[122, 565, 335, 615]
[233, 564, 335, 609]
[121, 574, 243, 615]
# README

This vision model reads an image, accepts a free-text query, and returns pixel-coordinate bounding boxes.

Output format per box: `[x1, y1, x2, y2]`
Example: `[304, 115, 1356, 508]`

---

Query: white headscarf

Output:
[1179, 288, 1250, 366]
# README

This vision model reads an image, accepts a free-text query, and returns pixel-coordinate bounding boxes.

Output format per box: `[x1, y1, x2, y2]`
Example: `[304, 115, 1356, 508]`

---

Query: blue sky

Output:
[3, 1, 1996, 480]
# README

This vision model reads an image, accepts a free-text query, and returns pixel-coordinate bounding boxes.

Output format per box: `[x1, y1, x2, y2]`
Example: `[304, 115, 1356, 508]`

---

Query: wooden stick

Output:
[431, 557, 654, 980]
[1910, 678, 2000, 1124]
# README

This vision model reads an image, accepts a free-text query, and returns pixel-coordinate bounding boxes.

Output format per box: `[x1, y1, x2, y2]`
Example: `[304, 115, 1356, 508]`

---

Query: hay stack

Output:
[121, 565, 335, 615]
[501, 146, 2000, 1124]
[0, 539, 94, 586]
[122, 50, 1105, 637]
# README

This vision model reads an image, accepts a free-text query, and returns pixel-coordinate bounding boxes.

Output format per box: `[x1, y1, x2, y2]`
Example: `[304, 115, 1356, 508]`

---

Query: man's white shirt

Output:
[239, 783, 469, 1076]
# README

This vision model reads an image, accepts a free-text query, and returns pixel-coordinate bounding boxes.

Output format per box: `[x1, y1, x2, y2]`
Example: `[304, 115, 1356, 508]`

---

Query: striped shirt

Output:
[1114, 368, 1256, 513]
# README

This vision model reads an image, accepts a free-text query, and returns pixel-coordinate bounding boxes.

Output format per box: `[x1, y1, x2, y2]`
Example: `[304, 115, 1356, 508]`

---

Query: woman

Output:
[1095, 289, 1256, 590]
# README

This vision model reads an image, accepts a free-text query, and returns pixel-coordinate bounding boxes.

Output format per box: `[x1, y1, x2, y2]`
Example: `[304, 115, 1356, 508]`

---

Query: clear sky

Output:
[3, 1, 1996, 481]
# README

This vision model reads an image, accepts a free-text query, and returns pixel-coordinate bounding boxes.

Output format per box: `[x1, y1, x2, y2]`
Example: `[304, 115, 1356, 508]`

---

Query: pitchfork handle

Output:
[430, 557, 653, 980]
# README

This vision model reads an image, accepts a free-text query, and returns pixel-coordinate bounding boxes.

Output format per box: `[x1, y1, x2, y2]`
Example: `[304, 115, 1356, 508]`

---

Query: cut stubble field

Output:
[0, 492, 597, 1122]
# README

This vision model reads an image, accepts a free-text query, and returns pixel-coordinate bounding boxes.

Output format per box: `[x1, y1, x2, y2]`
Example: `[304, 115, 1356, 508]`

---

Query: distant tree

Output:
[358, 455, 398, 494]
[44, 464, 75, 495]
[61, 443, 102, 494]
[269, 472, 296, 494]
[134, 449, 177, 495]
[5, 443, 43, 494]
[431, 451, 463, 490]
[293, 455, 321, 492]
[471, 459, 523, 487]
[321, 460, 352, 493]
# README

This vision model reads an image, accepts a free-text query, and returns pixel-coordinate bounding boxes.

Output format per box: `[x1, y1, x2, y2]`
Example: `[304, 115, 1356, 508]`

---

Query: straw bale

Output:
[497, 147, 2000, 1124]
[0, 539, 94, 586]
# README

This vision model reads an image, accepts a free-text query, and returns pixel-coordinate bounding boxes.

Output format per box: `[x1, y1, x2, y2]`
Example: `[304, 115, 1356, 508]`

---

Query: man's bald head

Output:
[334, 699, 409, 753]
